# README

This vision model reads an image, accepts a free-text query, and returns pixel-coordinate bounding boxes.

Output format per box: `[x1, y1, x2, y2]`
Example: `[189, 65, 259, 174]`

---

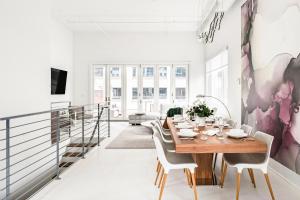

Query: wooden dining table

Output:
[166, 117, 267, 185]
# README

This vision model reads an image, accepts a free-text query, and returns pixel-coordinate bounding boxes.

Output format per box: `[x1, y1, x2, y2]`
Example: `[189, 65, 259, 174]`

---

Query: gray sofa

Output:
[128, 113, 159, 125]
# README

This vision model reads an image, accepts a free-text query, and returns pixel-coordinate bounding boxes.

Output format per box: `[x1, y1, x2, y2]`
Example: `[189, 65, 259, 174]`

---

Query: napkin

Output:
[204, 129, 219, 136]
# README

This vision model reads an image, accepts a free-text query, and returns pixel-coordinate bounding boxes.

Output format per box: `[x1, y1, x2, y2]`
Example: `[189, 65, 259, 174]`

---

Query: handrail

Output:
[0, 102, 111, 200]
[87, 106, 104, 151]
[0, 108, 67, 121]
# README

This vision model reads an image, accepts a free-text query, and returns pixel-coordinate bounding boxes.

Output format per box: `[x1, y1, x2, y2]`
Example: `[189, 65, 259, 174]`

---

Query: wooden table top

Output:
[167, 118, 267, 154]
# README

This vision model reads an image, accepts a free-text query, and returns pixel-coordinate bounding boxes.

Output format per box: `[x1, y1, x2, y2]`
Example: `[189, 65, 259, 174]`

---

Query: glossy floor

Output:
[31, 122, 300, 200]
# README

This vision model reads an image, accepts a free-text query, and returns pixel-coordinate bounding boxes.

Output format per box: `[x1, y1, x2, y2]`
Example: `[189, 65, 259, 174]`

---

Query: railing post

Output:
[68, 102, 71, 137]
[107, 98, 111, 138]
[55, 111, 61, 180]
[81, 106, 85, 159]
[97, 104, 100, 146]
[5, 119, 10, 200]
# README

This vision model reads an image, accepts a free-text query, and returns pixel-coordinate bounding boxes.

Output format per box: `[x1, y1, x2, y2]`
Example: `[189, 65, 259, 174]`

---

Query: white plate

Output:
[178, 129, 198, 138]
[175, 124, 193, 129]
[226, 129, 248, 138]
[203, 129, 219, 136]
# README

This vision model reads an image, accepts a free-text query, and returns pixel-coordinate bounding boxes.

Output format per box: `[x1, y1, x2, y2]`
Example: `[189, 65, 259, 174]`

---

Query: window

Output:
[176, 67, 186, 77]
[132, 68, 137, 77]
[95, 68, 104, 77]
[159, 67, 167, 78]
[206, 49, 228, 105]
[143, 88, 154, 99]
[112, 88, 121, 98]
[132, 88, 138, 100]
[143, 67, 154, 77]
[111, 67, 120, 77]
[159, 88, 167, 99]
[175, 88, 186, 99]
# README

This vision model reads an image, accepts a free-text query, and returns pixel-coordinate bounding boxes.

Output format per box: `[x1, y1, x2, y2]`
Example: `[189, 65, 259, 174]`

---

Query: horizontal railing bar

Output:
[9, 139, 51, 158]
[1, 150, 57, 181]
[5, 164, 57, 200]
[9, 125, 51, 139]
[9, 157, 57, 187]
[10, 132, 51, 148]
[6, 145, 55, 170]
[0, 108, 67, 121]
[8, 118, 51, 130]
[0, 164, 57, 193]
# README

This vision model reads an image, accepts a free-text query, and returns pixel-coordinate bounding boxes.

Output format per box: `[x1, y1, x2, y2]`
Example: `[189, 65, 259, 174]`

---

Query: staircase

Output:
[59, 138, 98, 170]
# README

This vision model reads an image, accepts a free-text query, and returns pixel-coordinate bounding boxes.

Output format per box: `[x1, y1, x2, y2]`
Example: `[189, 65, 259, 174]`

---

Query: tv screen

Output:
[51, 68, 67, 95]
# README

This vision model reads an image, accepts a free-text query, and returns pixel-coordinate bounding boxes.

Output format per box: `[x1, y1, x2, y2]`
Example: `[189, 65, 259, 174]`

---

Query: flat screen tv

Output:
[51, 68, 68, 95]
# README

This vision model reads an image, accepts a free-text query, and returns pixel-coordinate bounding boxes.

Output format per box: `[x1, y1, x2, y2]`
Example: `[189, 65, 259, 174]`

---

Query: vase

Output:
[196, 116, 206, 126]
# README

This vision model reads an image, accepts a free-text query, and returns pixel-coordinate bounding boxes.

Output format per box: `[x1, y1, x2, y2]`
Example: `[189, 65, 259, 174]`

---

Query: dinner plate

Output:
[203, 129, 219, 136]
[175, 124, 193, 129]
[178, 129, 198, 138]
[226, 129, 248, 138]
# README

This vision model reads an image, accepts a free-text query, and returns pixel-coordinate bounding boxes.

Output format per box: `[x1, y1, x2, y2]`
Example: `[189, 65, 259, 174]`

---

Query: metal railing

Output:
[0, 103, 110, 200]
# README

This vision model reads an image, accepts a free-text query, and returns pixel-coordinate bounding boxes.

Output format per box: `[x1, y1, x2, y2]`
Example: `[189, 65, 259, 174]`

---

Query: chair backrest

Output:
[155, 119, 165, 130]
[152, 127, 170, 164]
[241, 124, 253, 136]
[153, 123, 172, 143]
[226, 119, 237, 128]
[254, 131, 274, 163]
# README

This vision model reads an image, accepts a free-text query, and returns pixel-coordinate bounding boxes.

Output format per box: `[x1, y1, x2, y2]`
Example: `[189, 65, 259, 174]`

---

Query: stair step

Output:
[63, 152, 83, 157]
[67, 143, 97, 148]
[59, 162, 74, 168]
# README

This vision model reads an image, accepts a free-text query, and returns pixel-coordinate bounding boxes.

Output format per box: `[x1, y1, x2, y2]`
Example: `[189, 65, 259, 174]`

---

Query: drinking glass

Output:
[217, 117, 224, 139]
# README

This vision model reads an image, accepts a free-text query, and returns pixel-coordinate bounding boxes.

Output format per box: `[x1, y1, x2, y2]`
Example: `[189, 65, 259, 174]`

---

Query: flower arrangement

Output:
[186, 102, 214, 119]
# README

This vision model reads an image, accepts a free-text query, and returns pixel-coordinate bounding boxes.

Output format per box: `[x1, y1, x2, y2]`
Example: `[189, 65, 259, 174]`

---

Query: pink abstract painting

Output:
[241, 0, 300, 174]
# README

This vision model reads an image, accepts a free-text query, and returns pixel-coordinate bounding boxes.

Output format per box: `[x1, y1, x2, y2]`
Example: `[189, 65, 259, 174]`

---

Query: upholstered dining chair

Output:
[156, 118, 170, 132]
[241, 124, 254, 136]
[153, 121, 173, 141]
[220, 131, 275, 200]
[153, 133, 199, 200]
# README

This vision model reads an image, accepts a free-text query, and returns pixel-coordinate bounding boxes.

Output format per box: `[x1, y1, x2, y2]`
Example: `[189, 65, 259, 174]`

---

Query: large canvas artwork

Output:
[241, 0, 300, 174]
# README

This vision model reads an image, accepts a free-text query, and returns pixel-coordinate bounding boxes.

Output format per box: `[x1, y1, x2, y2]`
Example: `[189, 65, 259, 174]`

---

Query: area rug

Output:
[105, 125, 155, 149]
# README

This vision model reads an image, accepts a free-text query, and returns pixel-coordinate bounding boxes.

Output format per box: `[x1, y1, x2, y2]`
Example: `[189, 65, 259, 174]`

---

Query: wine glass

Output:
[217, 117, 224, 139]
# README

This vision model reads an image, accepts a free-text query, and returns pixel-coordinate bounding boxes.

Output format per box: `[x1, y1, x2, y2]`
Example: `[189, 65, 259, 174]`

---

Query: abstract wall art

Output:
[241, 0, 300, 174]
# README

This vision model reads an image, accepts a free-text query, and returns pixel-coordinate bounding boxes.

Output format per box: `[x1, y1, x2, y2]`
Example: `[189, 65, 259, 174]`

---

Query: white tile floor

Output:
[31, 122, 300, 200]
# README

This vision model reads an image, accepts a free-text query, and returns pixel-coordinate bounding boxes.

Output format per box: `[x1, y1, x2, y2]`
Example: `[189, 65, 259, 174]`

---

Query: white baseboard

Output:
[269, 158, 300, 190]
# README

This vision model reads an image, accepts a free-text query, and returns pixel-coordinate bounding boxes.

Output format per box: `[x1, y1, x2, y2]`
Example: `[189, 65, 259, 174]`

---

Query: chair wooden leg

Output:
[247, 169, 256, 188]
[158, 168, 165, 188]
[220, 163, 227, 188]
[155, 166, 162, 185]
[156, 161, 160, 173]
[158, 174, 168, 200]
[184, 169, 192, 187]
[220, 158, 225, 175]
[190, 171, 199, 200]
[264, 173, 275, 200]
[236, 172, 241, 200]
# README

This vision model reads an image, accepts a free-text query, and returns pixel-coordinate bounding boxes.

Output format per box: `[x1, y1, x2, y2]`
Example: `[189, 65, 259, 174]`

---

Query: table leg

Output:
[192, 153, 216, 185]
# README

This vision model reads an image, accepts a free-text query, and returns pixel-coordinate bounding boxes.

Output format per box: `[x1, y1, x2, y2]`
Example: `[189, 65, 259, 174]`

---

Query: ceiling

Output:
[52, 0, 235, 32]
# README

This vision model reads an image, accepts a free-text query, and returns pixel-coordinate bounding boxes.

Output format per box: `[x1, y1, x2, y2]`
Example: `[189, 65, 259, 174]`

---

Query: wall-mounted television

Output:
[51, 68, 68, 95]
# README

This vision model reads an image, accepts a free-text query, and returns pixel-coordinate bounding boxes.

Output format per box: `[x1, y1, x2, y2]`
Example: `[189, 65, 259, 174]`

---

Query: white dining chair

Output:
[152, 125, 175, 152]
[153, 121, 173, 141]
[241, 124, 253, 136]
[226, 119, 237, 128]
[156, 118, 170, 132]
[153, 134, 198, 200]
[220, 131, 275, 200]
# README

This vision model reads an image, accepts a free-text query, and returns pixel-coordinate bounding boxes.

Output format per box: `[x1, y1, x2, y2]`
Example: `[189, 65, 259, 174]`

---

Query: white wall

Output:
[204, 1, 242, 125]
[73, 32, 205, 106]
[0, 0, 73, 117]
[0, 0, 73, 198]
[204, 0, 300, 189]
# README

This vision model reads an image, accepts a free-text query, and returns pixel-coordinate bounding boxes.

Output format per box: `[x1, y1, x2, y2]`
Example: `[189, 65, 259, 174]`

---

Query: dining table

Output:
[166, 117, 267, 185]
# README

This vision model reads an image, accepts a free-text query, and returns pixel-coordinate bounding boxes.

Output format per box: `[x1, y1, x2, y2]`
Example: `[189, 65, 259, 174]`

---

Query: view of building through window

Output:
[93, 64, 189, 119]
